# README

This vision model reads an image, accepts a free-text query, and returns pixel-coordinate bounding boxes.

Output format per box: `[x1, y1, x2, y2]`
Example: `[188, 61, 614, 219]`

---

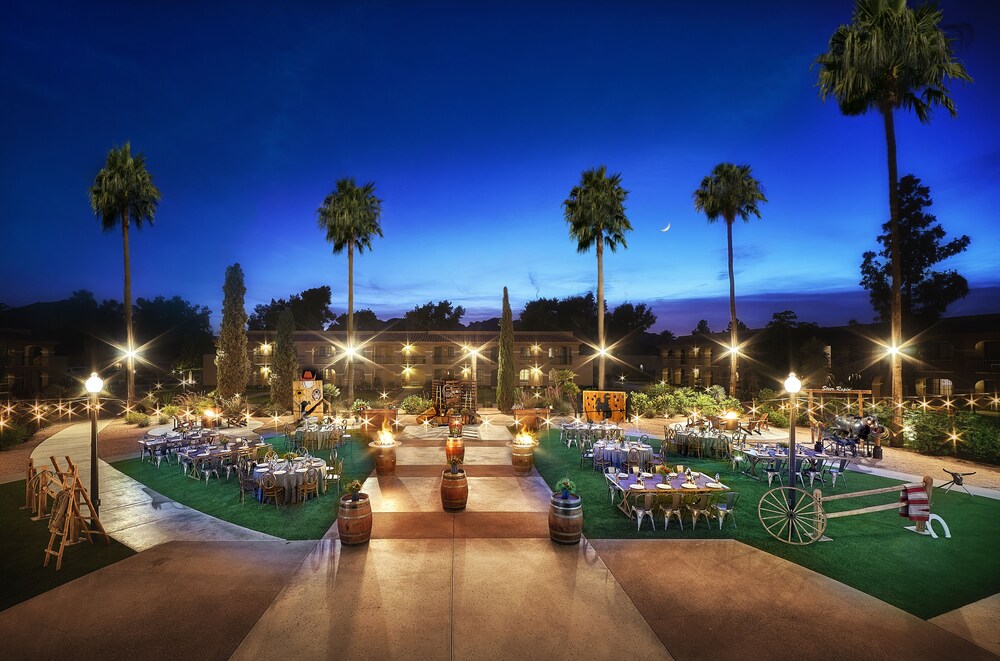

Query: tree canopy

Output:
[860, 174, 970, 325]
[248, 286, 336, 331]
[401, 300, 465, 330]
[330, 308, 384, 331]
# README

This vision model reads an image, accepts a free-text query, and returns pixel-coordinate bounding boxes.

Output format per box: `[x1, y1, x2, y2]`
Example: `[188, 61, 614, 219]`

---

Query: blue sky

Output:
[1, 0, 997, 334]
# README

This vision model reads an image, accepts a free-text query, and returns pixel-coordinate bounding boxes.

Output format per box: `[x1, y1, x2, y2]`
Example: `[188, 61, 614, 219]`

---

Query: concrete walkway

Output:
[4, 424, 996, 659]
[30, 420, 279, 551]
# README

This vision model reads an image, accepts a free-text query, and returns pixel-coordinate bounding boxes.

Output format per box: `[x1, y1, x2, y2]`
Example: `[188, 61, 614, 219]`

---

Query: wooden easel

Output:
[42, 456, 109, 569]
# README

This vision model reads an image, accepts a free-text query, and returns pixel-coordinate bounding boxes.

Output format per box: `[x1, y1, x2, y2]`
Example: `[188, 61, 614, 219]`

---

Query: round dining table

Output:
[593, 441, 653, 469]
[253, 457, 327, 504]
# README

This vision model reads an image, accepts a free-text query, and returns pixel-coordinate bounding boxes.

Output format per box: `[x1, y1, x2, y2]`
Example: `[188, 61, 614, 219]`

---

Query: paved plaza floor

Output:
[1, 421, 997, 659]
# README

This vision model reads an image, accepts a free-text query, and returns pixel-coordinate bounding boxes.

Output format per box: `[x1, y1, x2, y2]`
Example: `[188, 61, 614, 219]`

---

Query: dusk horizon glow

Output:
[2, 1, 998, 336]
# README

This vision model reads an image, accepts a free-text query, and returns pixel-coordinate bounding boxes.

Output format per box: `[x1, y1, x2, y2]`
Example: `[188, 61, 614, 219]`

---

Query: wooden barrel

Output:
[373, 446, 396, 476]
[445, 438, 465, 463]
[440, 469, 469, 511]
[338, 494, 372, 545]
[511, 445, 534, 476]
[549, 492, 583, 544]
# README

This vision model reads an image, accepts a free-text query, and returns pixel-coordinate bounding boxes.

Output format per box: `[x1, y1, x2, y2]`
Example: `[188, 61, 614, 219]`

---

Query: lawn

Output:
[0, 479, 136, 612]
[532, 429, 1000, 620]
[111, 431, 374, 541]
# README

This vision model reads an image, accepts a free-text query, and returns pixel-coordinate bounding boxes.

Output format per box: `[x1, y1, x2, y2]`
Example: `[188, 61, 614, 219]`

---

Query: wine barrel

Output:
[511, 445, 534, 476]
[440, 469, 469, 511]
[338, 494, 372, 545]
[445, 438, 465, 463]
[373, 446, 396, 476]
[548, 492, 583, 544]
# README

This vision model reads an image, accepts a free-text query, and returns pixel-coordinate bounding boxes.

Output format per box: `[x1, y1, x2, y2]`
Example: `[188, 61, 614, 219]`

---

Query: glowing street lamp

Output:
[784, 372, 801, 505]
[85, 372, 104, 519]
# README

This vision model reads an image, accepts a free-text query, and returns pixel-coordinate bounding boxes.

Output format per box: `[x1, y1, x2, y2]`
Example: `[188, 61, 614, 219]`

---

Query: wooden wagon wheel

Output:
[758, 487, 827, 546]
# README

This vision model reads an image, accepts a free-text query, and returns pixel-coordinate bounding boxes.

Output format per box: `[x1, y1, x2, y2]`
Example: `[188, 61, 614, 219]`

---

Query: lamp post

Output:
[784, 372, 801, 508]
[84, 372, 104, 518]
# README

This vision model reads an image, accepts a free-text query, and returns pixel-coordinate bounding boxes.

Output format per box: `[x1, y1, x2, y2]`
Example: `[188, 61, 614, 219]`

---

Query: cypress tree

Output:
[496, 287, 516, 413]
[217, 263, 250, 399]
[270, 308, 298, 411]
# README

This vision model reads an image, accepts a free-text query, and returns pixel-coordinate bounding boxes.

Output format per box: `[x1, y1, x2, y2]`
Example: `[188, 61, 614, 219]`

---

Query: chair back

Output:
[260, 473, 276, 489]
[304, 468, 319, 485]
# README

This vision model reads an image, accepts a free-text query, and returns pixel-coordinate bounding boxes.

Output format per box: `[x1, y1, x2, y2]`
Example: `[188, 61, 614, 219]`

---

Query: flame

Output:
[375, 419, 396, 447]
[723, 410, 739, 420]
[514, 430, 536, 446]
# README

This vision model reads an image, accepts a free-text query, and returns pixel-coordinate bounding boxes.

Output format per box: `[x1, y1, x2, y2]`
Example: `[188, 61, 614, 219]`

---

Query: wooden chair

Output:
[626, 448, 643, 474]
[297, 468, 320, 503]
[325, 459, 344, 495]
[238, 468, 257, 505]
[260, 473, 285, 509]
[687, 435, 703, 459]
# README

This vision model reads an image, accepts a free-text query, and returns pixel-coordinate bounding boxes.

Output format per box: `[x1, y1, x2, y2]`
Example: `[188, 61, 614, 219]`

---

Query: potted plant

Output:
[556, 478, 576, 499]
[441, 459, 468, 511]
[345, 479, 363, 501]
[448, 408, 463, 437]
[338, 480, 371, 545]
[549, 477, 582, 545]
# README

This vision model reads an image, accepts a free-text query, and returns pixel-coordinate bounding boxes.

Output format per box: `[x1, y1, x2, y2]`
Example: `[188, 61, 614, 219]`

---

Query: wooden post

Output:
[917, 474, 933, 534]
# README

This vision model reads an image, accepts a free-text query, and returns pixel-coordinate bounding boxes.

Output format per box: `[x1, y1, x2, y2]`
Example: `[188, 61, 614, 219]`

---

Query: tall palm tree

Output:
[693, 163, 767, 398]
[89, 143, 161, 404]
[816, 0, 971, 431]
[317, 177, 383, 405]
[563, 166, 631, 390]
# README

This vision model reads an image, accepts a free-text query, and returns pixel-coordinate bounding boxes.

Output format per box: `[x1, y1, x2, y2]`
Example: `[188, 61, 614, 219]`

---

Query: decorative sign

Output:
[582, 390, 626, 423]
[294, 369, 325, 419]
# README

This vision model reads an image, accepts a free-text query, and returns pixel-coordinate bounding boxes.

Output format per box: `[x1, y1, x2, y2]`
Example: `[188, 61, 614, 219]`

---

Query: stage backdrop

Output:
[582, 390, 626, 423]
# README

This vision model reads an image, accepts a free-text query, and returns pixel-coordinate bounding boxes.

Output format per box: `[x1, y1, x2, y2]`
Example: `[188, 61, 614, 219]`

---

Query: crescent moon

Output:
[660, 222, 671, 232]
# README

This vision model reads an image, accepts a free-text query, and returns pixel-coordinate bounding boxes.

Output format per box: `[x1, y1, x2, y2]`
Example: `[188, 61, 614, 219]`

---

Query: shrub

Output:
[0, 422, 31, 449]
[161, 405, 180, 418]
[629, 392, 654, 418]
[124, 411, 151, 427]
[400, 395, 433, 414]
[350, 399, 372, 413]
[957, 412, 1000, 464]
[323, 383, 341, 402]
[904, 410, 1000, 464]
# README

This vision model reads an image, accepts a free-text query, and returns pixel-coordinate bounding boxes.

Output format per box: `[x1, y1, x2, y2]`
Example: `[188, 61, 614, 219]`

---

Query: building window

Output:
[519, 368, 530, 383]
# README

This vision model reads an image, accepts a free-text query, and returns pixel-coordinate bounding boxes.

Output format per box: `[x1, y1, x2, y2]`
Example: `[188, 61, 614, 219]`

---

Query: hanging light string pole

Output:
[85, 372, 104, 520]
[785, 373, 802, 515]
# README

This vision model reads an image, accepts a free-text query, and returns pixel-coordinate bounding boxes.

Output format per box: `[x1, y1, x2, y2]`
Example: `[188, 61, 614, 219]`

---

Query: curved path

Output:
[30, 420, 279, 551]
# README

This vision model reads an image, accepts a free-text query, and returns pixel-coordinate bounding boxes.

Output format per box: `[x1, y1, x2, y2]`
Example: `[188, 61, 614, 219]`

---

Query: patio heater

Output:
[85, 372, 104, 518]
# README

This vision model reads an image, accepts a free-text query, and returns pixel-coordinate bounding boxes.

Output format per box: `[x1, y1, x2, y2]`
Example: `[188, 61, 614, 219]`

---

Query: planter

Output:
[510, 444, 534, 476]
[449, 414, 463, 437]
[440, 468, 469, 511]
[337, 493, 372, 545]
[512, 408, 548, 432]
[445, 438, 465, 463]
[548, 492, 583, 545]
[373, 445, 397, 476]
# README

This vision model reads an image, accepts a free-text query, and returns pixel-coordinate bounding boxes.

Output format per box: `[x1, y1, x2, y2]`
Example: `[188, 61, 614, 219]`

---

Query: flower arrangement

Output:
[449, 458, 463, 474]
[344, 480, 364, 500]
[555, 478, 576, 496]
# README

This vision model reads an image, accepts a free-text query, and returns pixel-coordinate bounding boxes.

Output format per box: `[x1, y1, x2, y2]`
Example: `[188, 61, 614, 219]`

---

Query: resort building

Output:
[202, 329, 594, 391]
[660, 313, 1000, 398]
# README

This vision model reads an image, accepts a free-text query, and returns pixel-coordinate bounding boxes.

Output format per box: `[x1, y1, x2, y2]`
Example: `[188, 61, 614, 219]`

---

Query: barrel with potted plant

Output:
[441, 460, 468, 511]
[548, 478, 582, 544]
[338, 481, 372, 545]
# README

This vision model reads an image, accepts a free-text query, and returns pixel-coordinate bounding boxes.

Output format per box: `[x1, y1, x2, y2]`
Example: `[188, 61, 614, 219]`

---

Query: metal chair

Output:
[686, 493, 713, 529]
[710, 492, 740, 529]
[821, 458, 850, 488]
[763, 458, 784, 487]
[633, 492, 656, 531]
[660, 492, 684, 530]
[579, 440, 594, 467]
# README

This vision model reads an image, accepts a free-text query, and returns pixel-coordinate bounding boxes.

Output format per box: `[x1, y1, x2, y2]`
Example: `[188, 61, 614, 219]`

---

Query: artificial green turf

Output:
[0, 479, 136, 612]
[111, 431, 375, 541]
[532, 430, 1000, 620]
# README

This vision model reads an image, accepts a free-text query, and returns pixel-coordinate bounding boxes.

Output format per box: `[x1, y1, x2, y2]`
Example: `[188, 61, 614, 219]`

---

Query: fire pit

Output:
[368, 421, 401, 476]
[507, 430, 538, 476]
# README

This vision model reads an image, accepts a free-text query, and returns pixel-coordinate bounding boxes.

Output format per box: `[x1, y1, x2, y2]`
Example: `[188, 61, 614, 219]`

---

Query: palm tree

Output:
[816, 0, 971, 431]
[317, 177, 383, 405]
[693, 163, 767, 398]
[563, 166, 631, 390]
[89, 143, 161, 404]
